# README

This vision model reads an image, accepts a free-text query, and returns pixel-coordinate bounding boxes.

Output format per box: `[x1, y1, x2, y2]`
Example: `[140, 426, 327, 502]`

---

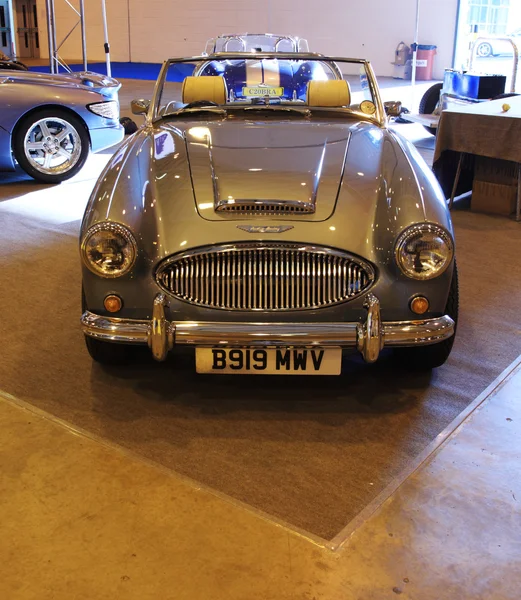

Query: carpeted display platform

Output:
[29, 61, 193, 81]
[0, 179, 520, 539]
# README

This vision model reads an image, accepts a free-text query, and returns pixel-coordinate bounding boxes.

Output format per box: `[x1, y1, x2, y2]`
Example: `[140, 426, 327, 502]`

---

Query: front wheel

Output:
[84, 335, 140, 366]
[419, 82, 443, 136]
[476, 42, 493, 58]
[13, 108, 90, 183]
[395, 262, 459, 370]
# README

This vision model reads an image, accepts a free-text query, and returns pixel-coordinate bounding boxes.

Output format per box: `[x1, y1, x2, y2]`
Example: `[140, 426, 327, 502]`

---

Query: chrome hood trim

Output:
[184, 121, 351, 221]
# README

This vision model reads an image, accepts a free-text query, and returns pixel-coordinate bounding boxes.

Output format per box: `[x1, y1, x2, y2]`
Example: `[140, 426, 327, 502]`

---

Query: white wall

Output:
[35, 0, 130, 63]
[36, 0, 459, 79]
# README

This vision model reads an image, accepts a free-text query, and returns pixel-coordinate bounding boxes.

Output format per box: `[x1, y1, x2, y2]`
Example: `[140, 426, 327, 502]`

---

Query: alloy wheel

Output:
[476, 42, 492, 57]
[23, 117, 82, 175]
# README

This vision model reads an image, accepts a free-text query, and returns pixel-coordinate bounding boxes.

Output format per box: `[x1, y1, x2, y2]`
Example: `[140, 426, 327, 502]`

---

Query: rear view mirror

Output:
[131, 99, 150, 115]
[384, 100, 402, 117]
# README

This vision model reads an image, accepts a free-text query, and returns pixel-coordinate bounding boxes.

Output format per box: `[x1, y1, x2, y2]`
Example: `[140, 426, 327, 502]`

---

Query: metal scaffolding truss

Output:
[44, 0, 86, 73]
[44, 0, 111, 75]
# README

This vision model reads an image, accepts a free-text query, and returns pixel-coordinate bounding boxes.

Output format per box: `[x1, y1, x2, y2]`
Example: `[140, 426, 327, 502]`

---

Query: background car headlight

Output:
[395, 224, 453, 280]
[87, 100, 119, 120]
[81, 222, 136, 278]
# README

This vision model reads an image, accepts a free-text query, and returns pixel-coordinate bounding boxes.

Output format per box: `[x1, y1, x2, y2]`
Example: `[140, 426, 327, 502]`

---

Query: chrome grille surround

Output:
[215, 199, 314, 215]
[155, 243, 375, 311]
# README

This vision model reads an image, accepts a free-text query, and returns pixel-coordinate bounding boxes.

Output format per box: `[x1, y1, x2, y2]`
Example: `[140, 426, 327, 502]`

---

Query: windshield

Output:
[204, 34, 309, 54]
[153, 54, 383, 124]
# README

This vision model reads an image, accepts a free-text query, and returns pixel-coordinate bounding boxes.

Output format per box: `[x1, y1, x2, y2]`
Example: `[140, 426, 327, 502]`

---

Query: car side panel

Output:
[0, 82, 123, 162]
[0, 124, 14, 170]
[0, 82, 116, 134]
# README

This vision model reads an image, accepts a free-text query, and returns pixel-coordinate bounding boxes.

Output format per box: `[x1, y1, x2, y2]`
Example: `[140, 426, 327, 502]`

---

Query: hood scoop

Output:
[185, 122, 351, 221]
[215, 199, 315, 215]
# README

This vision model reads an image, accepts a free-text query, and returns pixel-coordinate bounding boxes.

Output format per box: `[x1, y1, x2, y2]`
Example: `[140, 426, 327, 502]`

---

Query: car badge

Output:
[237, 225, 294, 234]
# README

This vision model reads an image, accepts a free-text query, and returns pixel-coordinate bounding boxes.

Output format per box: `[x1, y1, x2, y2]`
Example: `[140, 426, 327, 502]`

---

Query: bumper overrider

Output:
[81, 293, 455, 364]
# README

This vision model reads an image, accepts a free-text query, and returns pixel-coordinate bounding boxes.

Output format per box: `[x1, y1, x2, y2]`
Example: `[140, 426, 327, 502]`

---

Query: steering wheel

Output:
[184, 100, 220, 109]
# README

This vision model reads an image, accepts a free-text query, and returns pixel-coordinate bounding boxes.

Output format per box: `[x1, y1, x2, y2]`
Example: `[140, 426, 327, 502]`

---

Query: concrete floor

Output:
[1, 75, 520, 598]
[1, 358, 520, 599]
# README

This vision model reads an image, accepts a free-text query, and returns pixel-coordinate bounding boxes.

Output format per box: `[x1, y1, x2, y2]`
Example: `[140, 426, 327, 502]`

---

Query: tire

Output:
[13, 108, 90, 183]
[419, 82, 442, 136]
[476, 42, 493, 58]
[82, 286, 140, 365]
[84, 335, 139, 366]
[395, 262, 459, 370]
[120, 116, 138, 135]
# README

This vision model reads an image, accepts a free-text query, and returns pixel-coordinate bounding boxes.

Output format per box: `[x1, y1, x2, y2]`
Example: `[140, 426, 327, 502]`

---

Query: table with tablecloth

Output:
[432, 95, 521, 220]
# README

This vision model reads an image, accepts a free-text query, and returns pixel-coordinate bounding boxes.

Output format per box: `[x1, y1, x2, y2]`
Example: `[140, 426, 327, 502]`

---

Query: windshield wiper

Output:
[242, 106, 311, 116]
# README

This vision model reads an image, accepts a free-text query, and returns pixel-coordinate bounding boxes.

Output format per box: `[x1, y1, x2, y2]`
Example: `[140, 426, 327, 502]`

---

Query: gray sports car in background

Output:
[0, 70, 123, 183]
[80, 53, 458, 375]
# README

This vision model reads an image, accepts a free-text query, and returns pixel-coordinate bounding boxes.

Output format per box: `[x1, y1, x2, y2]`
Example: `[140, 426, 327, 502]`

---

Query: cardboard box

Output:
[471, 158, 518, 215]
[392, 61, 411, 80]
[394, 42, 411, 66]
[471, 180, 516, 215]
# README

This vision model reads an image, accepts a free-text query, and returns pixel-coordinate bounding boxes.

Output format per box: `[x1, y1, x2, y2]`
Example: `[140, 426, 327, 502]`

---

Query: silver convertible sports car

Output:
[80, 52, 458, 375]
[0, 70, 124, 183]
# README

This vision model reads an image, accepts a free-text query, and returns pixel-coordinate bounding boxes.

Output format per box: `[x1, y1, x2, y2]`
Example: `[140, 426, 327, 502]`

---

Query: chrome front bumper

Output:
[81, 293, 455, 363]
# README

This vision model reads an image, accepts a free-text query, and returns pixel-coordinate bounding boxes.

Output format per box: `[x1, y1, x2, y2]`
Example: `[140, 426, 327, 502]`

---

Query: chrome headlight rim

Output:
[81, 222, 137, 278]
[395, 223, 454, 281]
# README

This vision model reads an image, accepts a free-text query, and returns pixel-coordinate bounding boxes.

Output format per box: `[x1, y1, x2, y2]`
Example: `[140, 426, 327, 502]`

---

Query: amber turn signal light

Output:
[104, 294, 123, 313]
[410, 296, 429, 315]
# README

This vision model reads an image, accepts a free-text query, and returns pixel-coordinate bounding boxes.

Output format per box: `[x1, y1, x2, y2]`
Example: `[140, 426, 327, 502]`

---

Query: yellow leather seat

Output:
[306, 80, 351, 107]
[181, 76, 228, 105]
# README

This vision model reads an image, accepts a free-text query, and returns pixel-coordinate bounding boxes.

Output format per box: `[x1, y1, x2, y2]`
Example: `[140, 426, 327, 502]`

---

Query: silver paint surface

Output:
[81, 106, 454, 324]
[0, 70, 124, 171]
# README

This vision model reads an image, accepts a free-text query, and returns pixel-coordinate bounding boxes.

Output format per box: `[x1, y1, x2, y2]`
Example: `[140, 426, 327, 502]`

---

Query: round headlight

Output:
[395, 224, 453, 280]
[81, 222, 137, 278]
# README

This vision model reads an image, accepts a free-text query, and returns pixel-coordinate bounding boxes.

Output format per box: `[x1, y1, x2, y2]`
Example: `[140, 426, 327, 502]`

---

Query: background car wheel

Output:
[13, 108, 90, 183]
[395, 262, 459, 370]
[476, 42, 493, 58]
[82, 286, 141, 365]
[120, 116, 138, 135]
[419, 82, 442, 136]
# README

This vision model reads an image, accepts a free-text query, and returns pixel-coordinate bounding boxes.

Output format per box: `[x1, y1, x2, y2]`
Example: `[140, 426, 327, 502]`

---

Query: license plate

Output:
[196, 347, 342, 375]
[242, 86, 284, 97]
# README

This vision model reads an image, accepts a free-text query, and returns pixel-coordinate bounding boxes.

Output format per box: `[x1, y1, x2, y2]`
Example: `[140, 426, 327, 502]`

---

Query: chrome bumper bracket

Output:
[81, 293, 455, 364]
[147, 293, 174, 361]
[357, 293, 384, 363]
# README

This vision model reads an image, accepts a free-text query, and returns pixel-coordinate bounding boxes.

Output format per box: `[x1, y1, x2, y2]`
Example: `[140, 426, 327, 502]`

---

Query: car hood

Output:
[184, 120, 350, 221]
[0, 69, 120, 91]
[84, 117, 451, 270]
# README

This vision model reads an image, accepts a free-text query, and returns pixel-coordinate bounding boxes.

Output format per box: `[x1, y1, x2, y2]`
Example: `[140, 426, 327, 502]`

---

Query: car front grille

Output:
[156, 243, 374, 311]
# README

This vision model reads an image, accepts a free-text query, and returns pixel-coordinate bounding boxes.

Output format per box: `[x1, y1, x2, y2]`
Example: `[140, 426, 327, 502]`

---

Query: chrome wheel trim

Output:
[23, 117, 82, 175]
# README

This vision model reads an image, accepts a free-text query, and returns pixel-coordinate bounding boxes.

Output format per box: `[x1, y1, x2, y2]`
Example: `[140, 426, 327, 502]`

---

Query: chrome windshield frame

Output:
[148, 53, 386, 127]
[205, 33, 304, 54]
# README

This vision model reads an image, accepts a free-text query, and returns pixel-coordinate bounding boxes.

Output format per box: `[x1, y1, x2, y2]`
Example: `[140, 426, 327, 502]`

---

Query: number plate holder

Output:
[195, 347, 342, 375]
[242, 86, 284, 97]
